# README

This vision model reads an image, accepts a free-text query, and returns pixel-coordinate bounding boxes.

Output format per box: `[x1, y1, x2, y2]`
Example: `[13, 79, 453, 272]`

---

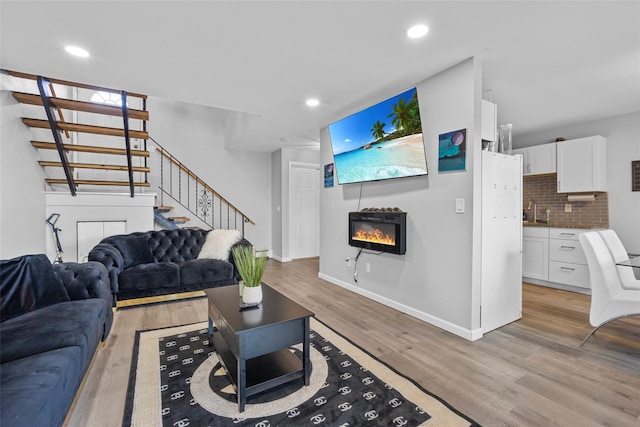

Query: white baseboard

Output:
[272, 255, 292, 263]
[317, 272, 481, 341]
[523, 278, 591, 295]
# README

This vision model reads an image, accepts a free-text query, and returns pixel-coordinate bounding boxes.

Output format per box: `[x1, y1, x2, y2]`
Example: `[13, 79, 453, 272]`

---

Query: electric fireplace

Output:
[348, 211, 406, 255]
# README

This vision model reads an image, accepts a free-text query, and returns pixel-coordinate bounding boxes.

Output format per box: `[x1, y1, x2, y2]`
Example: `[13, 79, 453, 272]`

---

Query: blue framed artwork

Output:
[438, 129, 467, 172]
[324, 163, 334, 188]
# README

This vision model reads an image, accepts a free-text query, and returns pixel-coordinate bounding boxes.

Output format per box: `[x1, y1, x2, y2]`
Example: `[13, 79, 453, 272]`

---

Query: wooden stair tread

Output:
[31, 141, 149, 157]
[168, 217, 190, 222]
[13, 92, 149, 120]
[6, 70, 147, 99]
[45, 179, 150, 187]
[38, 160, 150, 173]
[154, 206, 175, 212]
[22, 118, 149, 139]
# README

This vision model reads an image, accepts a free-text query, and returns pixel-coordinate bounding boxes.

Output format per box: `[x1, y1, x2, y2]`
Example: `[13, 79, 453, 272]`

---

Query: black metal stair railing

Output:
[120, 90, 135, 197]
[37, 76, 76, 196]
[150, 137, 254, 234]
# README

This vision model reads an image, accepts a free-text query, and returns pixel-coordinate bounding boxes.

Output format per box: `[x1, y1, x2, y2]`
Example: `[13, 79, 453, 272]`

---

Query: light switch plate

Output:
[456, 198, 465, 214]
[565, 203, 572, 213]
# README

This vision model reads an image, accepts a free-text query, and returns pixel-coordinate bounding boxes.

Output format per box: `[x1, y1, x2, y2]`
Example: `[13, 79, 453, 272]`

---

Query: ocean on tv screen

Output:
[334, 134, 428, 184]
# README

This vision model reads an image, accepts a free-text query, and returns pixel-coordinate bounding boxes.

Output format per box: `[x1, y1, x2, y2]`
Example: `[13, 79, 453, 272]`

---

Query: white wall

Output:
[0, 74, 48, 259]
[44, 192, 155, 262]
[271, 147, 319, 261]
[147, 97, 272, 251]
[319, 58, 482, 338]
[515, 111, 640, 253]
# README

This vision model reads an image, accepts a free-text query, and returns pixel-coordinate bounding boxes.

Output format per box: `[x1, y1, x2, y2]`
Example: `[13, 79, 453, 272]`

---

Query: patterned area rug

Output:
[123, 318, 479, 426]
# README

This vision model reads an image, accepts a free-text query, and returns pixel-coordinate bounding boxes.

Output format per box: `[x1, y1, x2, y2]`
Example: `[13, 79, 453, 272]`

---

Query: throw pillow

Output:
[197, 229, 243, 261]
[0, 254, 70, 322]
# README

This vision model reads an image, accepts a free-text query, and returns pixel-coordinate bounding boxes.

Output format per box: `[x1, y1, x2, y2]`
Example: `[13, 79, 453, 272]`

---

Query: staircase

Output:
[5, 69, 254, 232]
[152, 138, 254, 234]
[7, 70, 149, 196]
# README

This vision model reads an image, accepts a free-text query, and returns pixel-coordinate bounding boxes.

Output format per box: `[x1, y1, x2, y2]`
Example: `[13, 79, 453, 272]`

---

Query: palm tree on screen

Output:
[389, 93, 422, 134]
[389, 98, 412, 132]
[371, 120, 386, 141]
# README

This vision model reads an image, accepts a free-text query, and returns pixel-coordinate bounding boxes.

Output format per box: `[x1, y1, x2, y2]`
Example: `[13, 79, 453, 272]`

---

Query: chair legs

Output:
[580, 326, 600, 346]
[580, 313, 640, 346]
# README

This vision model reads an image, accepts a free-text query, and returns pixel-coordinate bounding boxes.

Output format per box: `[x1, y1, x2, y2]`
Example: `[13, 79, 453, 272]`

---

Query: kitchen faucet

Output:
[527, 199, 537, 223]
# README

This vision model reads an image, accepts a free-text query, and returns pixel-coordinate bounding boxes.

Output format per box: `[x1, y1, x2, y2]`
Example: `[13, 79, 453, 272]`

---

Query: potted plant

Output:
[232, 245, 267, 305]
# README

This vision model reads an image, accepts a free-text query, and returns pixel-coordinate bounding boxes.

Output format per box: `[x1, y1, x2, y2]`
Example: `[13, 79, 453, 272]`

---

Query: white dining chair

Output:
[578, 231, 640, 346]
[598, 229, 640, 290]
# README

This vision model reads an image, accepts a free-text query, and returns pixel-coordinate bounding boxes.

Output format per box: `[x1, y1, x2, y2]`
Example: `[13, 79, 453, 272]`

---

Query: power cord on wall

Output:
[350, 183, 386, 282]
[353, 248, 363, 282]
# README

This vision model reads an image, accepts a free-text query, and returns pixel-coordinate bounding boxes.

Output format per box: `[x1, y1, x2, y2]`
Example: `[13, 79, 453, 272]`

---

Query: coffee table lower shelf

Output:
[212, 332, 305, 401]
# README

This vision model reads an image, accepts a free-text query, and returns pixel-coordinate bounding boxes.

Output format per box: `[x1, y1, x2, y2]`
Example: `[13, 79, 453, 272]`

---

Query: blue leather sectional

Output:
[0, 254, 114, 427]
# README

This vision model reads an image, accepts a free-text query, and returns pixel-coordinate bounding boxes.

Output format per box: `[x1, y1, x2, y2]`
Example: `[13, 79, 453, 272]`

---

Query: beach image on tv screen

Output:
[328, 87, 428, 185]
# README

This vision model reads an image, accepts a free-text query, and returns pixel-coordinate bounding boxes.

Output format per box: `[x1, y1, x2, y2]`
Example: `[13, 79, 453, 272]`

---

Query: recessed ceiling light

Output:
[407, 24, 429, 39]
[306, 99, 320, 107]
[65, 45, 90, 58]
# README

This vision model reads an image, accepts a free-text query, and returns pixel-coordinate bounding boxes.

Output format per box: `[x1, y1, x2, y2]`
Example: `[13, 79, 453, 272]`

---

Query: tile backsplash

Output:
[522, 174, 609, 227]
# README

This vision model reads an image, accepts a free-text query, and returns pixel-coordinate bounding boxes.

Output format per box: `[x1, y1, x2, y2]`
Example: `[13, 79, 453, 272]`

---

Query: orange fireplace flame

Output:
[353, 228, 395, 246]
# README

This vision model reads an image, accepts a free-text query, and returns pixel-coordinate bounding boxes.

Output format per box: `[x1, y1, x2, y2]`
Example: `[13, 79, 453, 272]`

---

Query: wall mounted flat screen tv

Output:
[328, 87, 428, 185]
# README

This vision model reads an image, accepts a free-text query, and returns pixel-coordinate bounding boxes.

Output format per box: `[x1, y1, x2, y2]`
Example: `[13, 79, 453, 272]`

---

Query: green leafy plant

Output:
[232, 245, 267, 288]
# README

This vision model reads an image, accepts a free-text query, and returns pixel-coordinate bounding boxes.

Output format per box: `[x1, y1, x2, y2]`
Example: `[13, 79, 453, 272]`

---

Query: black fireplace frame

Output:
[348, 211, 407, 255]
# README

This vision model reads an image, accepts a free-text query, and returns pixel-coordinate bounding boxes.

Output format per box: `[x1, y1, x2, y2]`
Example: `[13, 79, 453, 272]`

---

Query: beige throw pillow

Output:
[197, 229, 242, 261]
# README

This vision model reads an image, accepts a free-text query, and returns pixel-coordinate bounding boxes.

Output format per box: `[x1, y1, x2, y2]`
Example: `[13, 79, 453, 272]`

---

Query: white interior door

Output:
[290, 162, 320, 259]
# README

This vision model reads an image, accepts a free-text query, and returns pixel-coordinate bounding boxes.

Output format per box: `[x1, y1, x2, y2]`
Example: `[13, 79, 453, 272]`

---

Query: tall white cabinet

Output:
[481, 100, 497, 142]
[481, 151, 523, 333]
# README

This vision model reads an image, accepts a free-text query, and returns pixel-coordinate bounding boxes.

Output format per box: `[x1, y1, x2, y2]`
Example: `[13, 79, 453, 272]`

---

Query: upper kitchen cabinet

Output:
[512, 143, 556, 176]
[481, 100, 497, 142]
[556, 136, 607, 193]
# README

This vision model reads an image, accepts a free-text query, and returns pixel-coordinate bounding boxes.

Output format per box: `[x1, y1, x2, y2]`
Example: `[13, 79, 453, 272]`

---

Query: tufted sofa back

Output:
[147, 229, 209, 263]
[94, 228, 209, 269]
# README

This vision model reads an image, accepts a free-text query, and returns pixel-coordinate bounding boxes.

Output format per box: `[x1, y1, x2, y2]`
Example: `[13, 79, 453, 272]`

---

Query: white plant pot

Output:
[242, 285, 263, 305]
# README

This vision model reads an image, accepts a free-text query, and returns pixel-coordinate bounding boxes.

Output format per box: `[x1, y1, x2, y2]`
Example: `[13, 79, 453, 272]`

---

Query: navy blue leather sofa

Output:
[88, 228, 251, 304]
[0, 254, 114, 427]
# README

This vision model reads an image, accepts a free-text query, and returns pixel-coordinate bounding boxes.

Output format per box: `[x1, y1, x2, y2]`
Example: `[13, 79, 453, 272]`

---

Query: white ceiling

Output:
[1, 1, 639, 152]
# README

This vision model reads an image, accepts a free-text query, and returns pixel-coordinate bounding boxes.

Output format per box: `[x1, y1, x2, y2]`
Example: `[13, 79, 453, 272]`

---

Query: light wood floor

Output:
[68, 258, 640, 427]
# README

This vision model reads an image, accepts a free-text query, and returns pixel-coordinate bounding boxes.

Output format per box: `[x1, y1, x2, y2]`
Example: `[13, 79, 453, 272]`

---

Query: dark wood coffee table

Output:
[204, 284, 314, 412]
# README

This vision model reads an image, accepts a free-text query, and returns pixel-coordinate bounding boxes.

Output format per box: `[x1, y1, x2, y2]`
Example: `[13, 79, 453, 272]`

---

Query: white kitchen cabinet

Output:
[522, 226, 593, 291]
[556, 136, 607, 193]
[523, 227, 549, 281]
[548, 228, 590, 289]
[481, 100, 497, 142]
[513, 143, 556, 176]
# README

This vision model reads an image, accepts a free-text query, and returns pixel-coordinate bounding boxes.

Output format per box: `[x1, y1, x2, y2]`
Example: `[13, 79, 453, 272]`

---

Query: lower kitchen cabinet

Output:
[548, 228, 590, 289]
[523, 227, 549, 280]
[523, 226, 594, 291]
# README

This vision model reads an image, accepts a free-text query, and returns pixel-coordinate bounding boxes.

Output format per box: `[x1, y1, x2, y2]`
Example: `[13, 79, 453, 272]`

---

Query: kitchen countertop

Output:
[522, 222, 606, 229]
